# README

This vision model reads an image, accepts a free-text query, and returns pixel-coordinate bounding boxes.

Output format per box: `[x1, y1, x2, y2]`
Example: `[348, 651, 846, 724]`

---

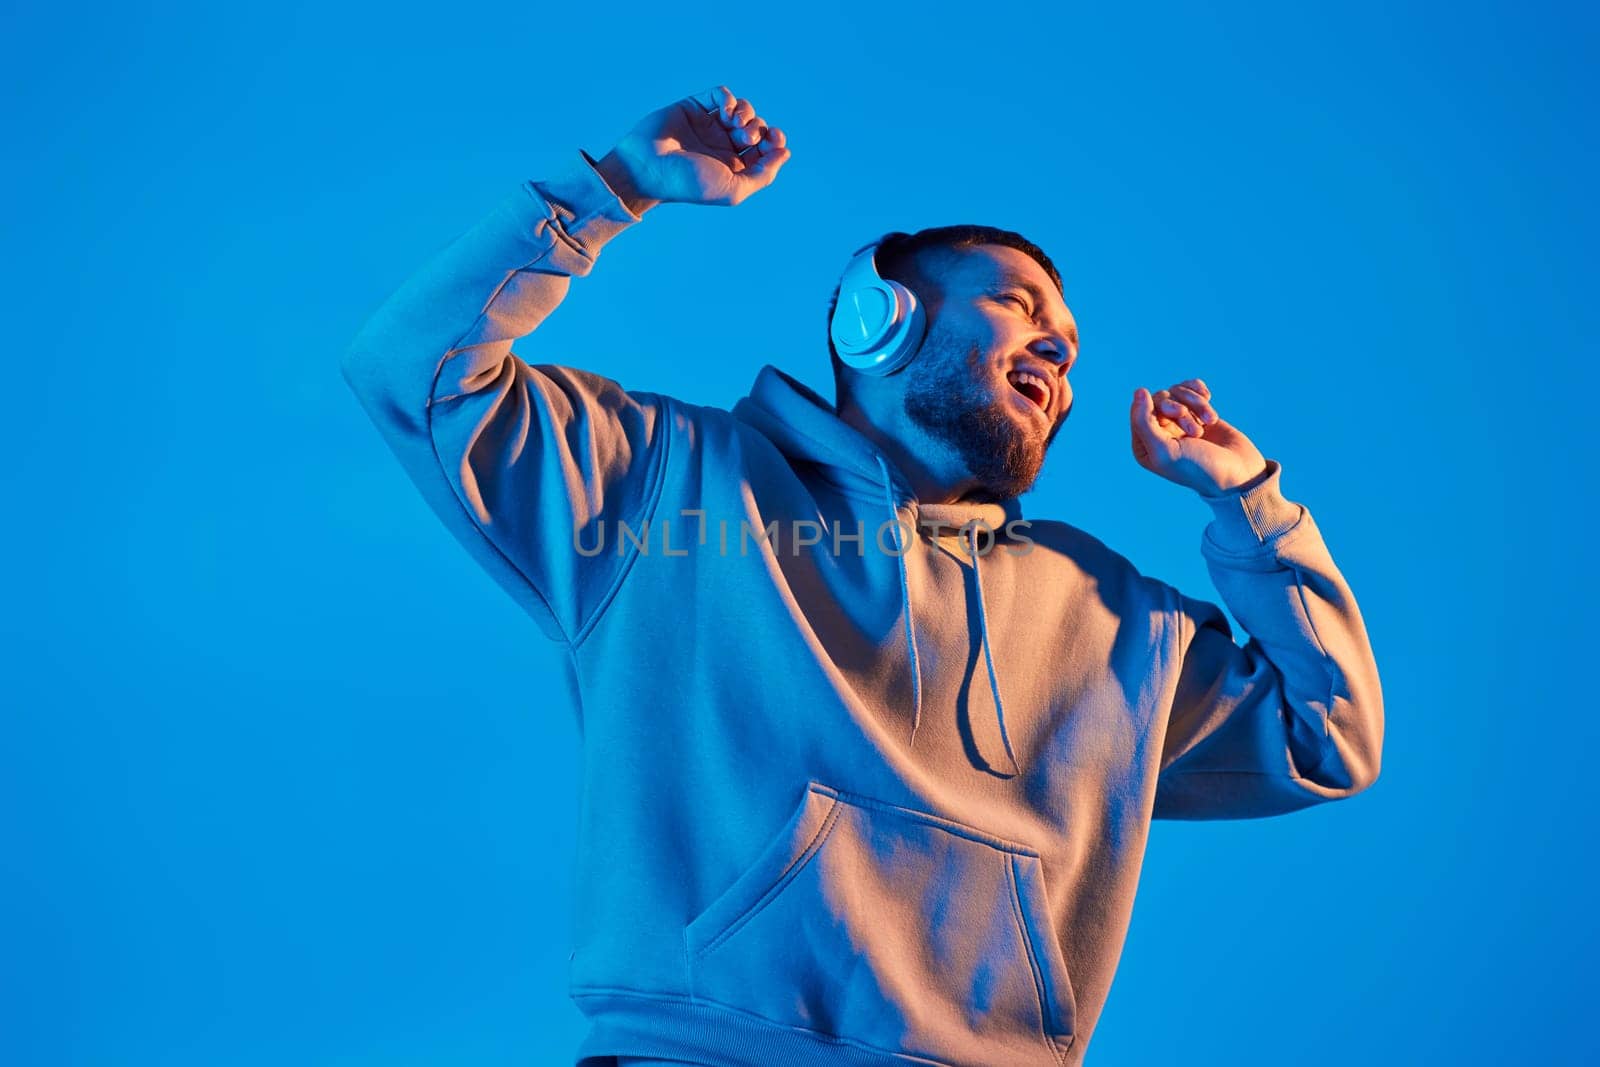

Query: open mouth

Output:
[1006, 369, 1051, 417]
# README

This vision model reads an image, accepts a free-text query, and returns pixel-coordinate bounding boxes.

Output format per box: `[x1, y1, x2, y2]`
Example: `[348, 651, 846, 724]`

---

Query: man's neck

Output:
[835, 400, 980, 505]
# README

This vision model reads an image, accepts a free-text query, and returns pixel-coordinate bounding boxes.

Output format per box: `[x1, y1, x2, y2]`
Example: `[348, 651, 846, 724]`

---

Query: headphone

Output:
[829, 236, 928, 377]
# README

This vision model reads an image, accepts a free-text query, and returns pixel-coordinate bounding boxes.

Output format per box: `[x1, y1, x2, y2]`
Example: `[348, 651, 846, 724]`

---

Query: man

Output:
[342, 85, 1383, 1067]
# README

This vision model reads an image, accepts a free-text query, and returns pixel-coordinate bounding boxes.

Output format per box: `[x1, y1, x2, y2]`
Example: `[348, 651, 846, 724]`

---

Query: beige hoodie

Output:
[341, 150, 1385, 1066]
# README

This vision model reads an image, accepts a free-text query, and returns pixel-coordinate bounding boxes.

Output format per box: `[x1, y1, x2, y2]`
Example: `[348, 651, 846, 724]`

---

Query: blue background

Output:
[5, 1, 1596, 1063]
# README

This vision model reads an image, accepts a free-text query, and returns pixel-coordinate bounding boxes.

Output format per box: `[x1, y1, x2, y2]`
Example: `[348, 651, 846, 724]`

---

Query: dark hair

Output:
[825, 225, 1063, 408]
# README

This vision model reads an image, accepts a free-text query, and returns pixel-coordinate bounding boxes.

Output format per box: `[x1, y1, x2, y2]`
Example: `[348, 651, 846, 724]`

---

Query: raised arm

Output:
[1127, 380, 1384, 818]
[341, 86, 790, 644]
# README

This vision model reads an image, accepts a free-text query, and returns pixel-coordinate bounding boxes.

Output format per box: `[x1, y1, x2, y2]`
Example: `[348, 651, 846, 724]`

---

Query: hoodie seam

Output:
[1158, 767, 1342, 783]
[1176, 551, 1340, 770]
[830, 785, 1040, 855]
[569, 391, 675, 651]
[520, 178, 606, 260]
[1004, 856, 1068, 1064]
[1288, 561, 1339, 741]
[426, 257, 577, 645]
[570, 986, 954, 1065]
[1167, 584, 1329, 787]
[741, 394, 902, 501]
[1200, 511, 1313, 564]
[425, 191, 649, 646]
[691, 797, 843, 957]
[422, 402, 569, 641]
[421, 188, 613, 645]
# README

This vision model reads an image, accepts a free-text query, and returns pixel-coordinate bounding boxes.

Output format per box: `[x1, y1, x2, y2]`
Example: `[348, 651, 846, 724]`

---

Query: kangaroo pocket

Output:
[683, 781, 1076, 1065]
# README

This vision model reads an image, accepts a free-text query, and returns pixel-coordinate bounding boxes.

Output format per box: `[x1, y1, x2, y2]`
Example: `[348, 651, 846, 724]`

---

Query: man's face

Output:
[900, 245, 1079, 502]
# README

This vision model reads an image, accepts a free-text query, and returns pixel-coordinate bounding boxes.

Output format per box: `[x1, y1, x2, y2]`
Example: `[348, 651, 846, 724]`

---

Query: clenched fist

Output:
[593, 85, 791, 213]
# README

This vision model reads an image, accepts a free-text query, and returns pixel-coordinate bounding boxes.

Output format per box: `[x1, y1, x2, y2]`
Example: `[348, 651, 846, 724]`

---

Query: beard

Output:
[901, 332, 1058, 503]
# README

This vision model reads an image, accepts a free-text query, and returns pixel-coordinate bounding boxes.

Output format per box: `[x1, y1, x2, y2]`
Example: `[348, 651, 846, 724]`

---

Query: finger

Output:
[1180, 376, 1210, 399]
[745, 125, 788, 173]
[1130, 388, 1173, 464]
[1150, 388, 1202, 435]
[694, 85, 736, 122]
[1168, 384, 1218, 425]
[713, 99, 758, 162]
[742, 123, 779, 158]
[1132, 387, 1173, 439]
[733, 115, 766, 154]
[1131, 387, 1154, 427]
[1151, 391, 1203, 436]
[744, 143, 791, 183]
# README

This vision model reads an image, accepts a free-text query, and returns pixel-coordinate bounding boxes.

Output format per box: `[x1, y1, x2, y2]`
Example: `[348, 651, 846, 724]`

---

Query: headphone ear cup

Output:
[830, 238, 927, 376]
[881, 278, 914, 314]
[831, 279, 897, 362]
[866, 280, 926, 376]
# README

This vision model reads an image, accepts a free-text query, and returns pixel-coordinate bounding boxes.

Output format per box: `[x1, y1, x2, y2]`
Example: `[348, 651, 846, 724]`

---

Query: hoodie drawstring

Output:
[874, 454, 1020, 777]
[877, 454, 924, 749]
[967, 525, 1021, 778]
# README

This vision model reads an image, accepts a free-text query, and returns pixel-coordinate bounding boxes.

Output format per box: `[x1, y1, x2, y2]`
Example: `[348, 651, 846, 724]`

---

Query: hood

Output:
[731, 364, 1029, 777]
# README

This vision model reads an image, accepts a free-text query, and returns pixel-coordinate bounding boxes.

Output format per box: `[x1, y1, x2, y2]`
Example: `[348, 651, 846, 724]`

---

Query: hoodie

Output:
[341, 150, 1385, 1066]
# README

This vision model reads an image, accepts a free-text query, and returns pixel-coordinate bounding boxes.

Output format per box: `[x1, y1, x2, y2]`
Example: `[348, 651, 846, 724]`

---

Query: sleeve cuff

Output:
[519, 150, 645, 274]
[577, 147, 651, 222]
[1199, 459, 1305, 553]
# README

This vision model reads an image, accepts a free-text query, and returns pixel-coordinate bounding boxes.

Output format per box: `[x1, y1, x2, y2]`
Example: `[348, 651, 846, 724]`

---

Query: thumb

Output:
[1129, 387, 1158, 435]
[1129, 387, 1167, 468]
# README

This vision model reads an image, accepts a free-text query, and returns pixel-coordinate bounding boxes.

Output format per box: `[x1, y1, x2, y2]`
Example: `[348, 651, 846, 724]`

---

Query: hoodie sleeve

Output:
[1152, 460, 1384, 819]
[340, 151, 672, 646]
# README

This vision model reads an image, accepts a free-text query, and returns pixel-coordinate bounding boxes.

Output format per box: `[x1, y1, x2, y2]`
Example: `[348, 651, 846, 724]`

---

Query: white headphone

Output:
[829, 237, 927, 376]
[697, 102, 926, 377]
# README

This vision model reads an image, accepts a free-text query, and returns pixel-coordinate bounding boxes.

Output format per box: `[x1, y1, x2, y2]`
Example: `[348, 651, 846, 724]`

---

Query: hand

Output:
[1129, 378, 1268, 496]
[594, 85, 791, 211]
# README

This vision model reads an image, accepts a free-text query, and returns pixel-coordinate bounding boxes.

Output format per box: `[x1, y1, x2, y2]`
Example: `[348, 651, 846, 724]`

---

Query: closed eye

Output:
[996, 288, 1075, 363]
[999, 291, 1032, 314]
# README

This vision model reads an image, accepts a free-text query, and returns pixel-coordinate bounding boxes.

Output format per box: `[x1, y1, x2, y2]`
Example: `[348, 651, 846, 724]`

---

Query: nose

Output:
[1029, 337, 1070, 367]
